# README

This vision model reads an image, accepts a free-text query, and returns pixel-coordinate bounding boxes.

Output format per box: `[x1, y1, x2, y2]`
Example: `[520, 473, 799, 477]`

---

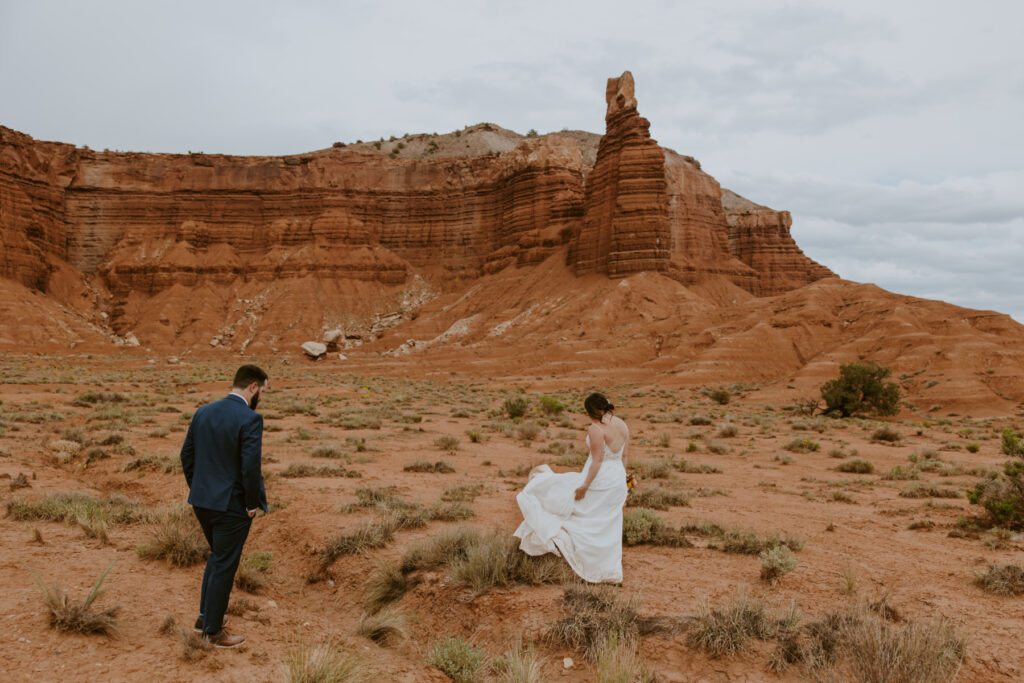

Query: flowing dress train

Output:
[514, 434, 628, 583]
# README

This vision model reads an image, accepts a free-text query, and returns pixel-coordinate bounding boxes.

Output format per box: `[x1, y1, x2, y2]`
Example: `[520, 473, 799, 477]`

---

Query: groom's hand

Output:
[574, 487, 586, 501]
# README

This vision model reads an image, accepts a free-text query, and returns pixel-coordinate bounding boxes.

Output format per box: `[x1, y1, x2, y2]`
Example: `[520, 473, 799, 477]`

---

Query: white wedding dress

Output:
[514, 433, 628, 583]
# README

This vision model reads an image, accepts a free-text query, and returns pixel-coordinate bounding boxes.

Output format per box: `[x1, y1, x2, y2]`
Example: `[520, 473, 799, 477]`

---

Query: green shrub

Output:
[871, 426, 902, 443]
[539, 395, 567, 415]
[434, 435, 460, 451]
[1001, 428, 1024, 456]
[967, 468, 1024, 529]
[503, 396, 529, 419]
[428, 635, 486, 681]
[975, 564, 1024, 595]
[709, 389, 731, 405]
[821, 362, 900, 417]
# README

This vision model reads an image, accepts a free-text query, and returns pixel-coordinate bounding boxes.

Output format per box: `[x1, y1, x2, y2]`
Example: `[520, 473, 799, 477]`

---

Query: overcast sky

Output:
[1, 1, 1021, 322]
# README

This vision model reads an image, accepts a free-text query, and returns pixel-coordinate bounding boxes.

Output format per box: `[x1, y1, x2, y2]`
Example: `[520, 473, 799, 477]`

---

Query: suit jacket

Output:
[180, 393, 268, 513]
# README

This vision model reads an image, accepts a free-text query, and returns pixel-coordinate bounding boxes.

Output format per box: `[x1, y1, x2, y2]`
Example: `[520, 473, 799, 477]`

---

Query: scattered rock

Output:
[337, 354, 347, 361]
[563, 657, 574, 669]
[301, 341, 327, 359]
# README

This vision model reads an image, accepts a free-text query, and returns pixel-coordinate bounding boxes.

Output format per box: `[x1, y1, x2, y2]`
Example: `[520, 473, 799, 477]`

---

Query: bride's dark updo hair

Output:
[584, 392, 615, 420]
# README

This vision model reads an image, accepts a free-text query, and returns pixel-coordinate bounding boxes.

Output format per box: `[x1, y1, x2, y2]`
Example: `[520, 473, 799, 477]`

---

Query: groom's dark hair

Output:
[233, 364, 268, 389]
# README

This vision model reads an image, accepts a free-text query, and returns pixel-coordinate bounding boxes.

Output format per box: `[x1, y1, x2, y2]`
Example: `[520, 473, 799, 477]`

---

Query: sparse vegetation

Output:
[836, 458, 874, 474]
[136, 505, 208, 566]
[622, 508, 692, 546]
[975, 564, 1024, 595]
[286, 634, 364, 682]
[759, 545, 799, 583]
[785, 437, 820, 453]
[403, 459, 455, 473]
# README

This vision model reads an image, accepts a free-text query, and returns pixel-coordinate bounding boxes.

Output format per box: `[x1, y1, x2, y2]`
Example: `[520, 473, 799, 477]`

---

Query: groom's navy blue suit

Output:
[180, 393, 267, 636]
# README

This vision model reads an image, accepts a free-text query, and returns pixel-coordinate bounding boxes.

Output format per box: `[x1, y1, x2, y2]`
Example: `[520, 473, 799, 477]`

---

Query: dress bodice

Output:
[586, 433, 625, 462]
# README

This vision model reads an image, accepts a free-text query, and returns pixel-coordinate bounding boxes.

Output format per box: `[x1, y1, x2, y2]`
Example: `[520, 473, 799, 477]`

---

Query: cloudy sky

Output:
[2, 1, 1022, 321]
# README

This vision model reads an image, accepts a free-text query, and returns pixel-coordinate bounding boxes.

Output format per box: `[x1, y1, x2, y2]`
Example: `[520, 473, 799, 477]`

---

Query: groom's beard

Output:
[249, 392, 260, 410]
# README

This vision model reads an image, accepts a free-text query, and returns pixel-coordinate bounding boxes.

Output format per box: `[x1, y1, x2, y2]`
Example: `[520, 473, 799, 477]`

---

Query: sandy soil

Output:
[1, 354, 1021, 682]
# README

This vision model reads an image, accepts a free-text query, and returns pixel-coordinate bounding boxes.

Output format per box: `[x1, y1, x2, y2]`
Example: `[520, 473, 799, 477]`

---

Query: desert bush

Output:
[626, 487, 690, 510]
[503, 396, 529, 419]
[364, 526, 565, 610]
[785, 438, 820, 453]
[515, 422, 542, 442]
[821, 362, 900, 418]
[557, 450, 587, 466]
[282, 463, 361, 478]
[688, 414, 712, 426]
[403, 460, 455, 473]
[538, 395, 567, 416]
[235, 551, 273, 592]
[975, 564, 1024, 595]
[673, 458, 721, 474]
[634, 460, 670, 479]
[546, 583, 640, 661]
[871, 426, 903, 443]
[429, 635, 487, 682]
[7, 491, 150, 526]
[791, 417, 828, 433]
[622, 508, 691, 547]
[706, 441, 729, 455]
[1001, 428, 1024, 456]
[716, 423, 738, 438]
[760, 546, 799, 583]
[900, 483, 960, 499]
[694, 525, 803, 555]
[136, 506, 208, 566]
[356, 606, 407, 646]
[31, 563, 120, 635]
[434, 435, 460, 451]
[708, 389, 731, 405]
[73, 390, 127, 406]
[967, 466, 1024, 528]
[286, 634, 364, 682]
[442, 484, 483, 502]
[311, 445, 344, 459]
[837, 459, 875, 474]
[882, 465, 921, 481]
[687, 594, 790, 658]
[465, 430, 484, 443]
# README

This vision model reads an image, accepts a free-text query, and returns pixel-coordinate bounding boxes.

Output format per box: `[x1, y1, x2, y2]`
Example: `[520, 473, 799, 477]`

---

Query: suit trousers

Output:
[193, 504, 252, 635]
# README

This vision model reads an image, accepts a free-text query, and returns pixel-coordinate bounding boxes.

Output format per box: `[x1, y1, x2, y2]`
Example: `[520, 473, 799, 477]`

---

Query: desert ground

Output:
[1, 353, 1022, 682]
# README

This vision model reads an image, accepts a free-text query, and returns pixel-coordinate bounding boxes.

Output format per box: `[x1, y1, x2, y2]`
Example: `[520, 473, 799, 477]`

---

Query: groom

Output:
[180, 364, 269, 648]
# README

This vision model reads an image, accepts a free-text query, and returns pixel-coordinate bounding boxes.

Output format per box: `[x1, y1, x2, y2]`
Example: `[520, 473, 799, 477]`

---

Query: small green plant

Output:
[759, 546, 799, 583]
[429, 635, 487, 682]
[965, 443, 980, 453]
[622, 508, 691, 546]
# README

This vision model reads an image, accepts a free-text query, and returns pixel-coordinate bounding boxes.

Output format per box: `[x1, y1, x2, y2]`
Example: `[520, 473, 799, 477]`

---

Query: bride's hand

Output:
[574, 486, 587, 501]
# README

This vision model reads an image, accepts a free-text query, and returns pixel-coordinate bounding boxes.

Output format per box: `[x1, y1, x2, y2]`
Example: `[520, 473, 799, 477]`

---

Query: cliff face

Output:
[0, 70, 836, 350]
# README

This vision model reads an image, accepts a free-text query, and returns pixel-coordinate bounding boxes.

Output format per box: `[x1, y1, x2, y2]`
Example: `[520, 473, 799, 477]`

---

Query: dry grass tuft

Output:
[286, 634, 365, 682]
[235, 551, 273, 592]
[31, 563, 121, 635]
[626, 486, 690, 510]
[403, 459, 455, 474]
[975, 564, 1024, 595]
[687, 593, 795, 658]
[492, 639, 547, 683]
[356, 606, 407, 646]
[135, 505, 208, 566]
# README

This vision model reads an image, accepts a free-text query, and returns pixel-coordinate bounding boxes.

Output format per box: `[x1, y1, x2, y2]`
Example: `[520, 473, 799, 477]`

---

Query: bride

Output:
[514, 392, 629, 583]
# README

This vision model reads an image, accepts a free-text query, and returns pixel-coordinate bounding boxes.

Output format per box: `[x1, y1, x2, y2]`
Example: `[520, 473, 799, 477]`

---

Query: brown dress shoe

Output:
[193, 615, 229, 633]
[206, 628, 245, 648]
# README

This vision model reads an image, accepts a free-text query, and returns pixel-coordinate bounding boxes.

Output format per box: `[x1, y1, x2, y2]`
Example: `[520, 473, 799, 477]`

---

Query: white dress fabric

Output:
[514, 434, 628, 583]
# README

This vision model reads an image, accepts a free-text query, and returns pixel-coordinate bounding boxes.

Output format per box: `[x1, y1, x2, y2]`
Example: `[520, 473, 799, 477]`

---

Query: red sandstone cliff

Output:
[2, 72, 1022, 413]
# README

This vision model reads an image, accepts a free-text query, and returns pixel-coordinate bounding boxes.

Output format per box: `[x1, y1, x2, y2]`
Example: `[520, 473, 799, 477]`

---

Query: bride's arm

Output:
[575, 425, 605, 500]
